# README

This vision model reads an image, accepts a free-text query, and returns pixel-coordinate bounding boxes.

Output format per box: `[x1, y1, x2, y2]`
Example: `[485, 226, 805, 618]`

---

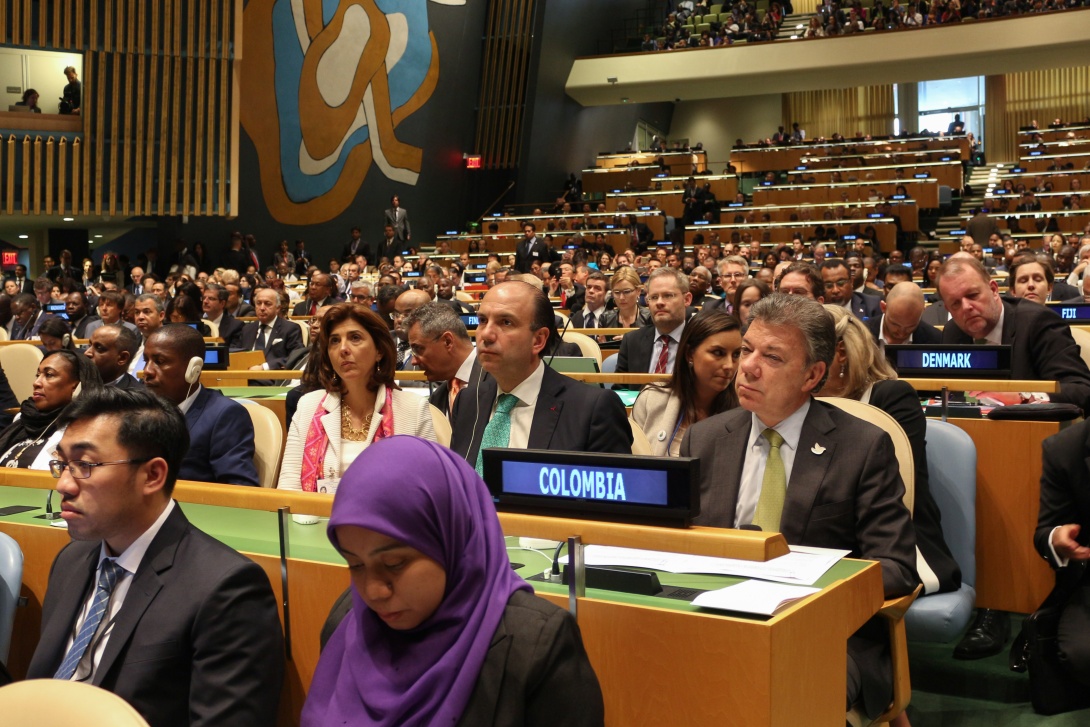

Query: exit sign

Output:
[465, 155, 482, 169]
[1, 251, 17, 266]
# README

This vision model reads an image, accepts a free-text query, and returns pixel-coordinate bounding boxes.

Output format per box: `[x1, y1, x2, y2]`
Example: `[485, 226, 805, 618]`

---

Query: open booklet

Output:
[691, 580, 821, 617]
[562, 544, 849, 586]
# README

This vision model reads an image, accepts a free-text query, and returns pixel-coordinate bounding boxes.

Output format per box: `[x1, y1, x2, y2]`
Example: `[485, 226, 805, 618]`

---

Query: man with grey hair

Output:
[348, 280, 373, 307]
[404, 302, 478, 419]
[616, 267, 693, 382]
[703, 255, 750, 314]
[866, 281, 941, 345]
[1063, 239, 1090, 287]
[129, 293, 165, 373]
[682, 293, 917, 720]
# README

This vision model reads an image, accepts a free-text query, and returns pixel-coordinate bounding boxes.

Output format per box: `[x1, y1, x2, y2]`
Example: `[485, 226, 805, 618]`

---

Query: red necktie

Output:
[310, 301, 317, 316]
[654, 335, 671, 374]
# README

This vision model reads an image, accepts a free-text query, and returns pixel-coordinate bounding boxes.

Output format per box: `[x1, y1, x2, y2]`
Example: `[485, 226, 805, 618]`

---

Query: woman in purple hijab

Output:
[302, 436, 604, 727]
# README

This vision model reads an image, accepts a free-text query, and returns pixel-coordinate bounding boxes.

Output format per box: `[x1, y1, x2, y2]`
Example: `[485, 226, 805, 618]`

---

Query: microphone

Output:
[738, 523, 762, 531]
[545, 313, 573, 369]
[35, 489, 62, 520]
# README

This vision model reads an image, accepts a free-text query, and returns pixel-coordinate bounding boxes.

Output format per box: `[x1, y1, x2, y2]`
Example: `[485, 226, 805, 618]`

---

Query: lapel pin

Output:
[811, 443, 826, 455]
[657, 431, 667, 441]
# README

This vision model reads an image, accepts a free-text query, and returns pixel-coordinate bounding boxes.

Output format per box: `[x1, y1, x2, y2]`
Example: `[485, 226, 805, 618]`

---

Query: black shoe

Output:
[954, 608, 1011, 660]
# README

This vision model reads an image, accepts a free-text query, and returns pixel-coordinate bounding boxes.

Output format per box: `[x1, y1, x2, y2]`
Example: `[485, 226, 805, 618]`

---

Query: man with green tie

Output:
[681, 293, 917, 721]
[448, 280, 631, 473]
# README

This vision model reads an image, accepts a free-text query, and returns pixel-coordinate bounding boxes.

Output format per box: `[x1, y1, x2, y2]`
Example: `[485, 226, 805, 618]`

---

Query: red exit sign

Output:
[465, 155, 482, 169]
[1, 251, 17, 266]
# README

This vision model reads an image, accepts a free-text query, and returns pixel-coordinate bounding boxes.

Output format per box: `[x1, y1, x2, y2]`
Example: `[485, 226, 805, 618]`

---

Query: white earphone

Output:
[184, 356, 204, 385]
[62, 333, 71, 348]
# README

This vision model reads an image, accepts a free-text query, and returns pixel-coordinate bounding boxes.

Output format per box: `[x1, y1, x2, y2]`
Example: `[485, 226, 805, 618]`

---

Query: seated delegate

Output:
[0, 350, 103, 470]
[279, 303, 437, 492]
[303, 435, 604, 726]
[632, 311, 742, 456]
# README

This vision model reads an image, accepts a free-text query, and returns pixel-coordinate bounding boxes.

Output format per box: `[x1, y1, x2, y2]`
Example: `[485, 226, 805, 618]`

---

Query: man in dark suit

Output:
[450, 281, 632, 470]
[556, 262, 586, 313]
[687, 266, 719, 308]
[225, 283, 255, 318]
[143, 324, 260, 486]
[11, 264, 33, 294]
[681, 293, 917, 720]
[384, 195, 411, 245]
[568, 271, 616, 329]
[622, 214, 653, 251]
[939, 254, 1090, 658]
[241, 288, 305, 375]
[822, 259, 881, 321]
[26, 388, 281, 725]
[291, 273, 337, 317]
[222, 232, 252, 275]
[437, 276, 475, 316]
[126, 266, 146, 296]
[65, 291, 99, 339]
[47, 249, 81, 282]
[404, 302, 479, 420]
[341, 226, 368, 262]
[939, 255, 1090, 413]
[865, 282, 942, 346]
[514, 222, 550, 274]
[616, 268, 692, 384]
[85, 324, 142, 388]
[201, 283, 244, 349]
[1035, 418, 1090, 688]
[8, 293, 56, 340]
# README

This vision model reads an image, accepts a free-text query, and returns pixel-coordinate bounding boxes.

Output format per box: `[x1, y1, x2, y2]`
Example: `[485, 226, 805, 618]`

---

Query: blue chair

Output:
[600, 353, 618, 389]
[904, 419, 977, 642]
[0, 532, 23, 665]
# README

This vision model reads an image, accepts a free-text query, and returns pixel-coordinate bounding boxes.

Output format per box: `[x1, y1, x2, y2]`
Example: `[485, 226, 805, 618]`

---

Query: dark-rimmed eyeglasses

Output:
[48, 457, 152, 480]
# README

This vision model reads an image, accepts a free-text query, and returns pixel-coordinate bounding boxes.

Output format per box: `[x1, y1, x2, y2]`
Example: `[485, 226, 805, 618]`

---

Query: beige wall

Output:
[669, 95, 783, 167]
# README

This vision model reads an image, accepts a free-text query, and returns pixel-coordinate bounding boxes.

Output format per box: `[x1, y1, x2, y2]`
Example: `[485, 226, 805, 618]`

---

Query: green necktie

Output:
[475, 394, 518, 476]
[753, 428, 786, 532]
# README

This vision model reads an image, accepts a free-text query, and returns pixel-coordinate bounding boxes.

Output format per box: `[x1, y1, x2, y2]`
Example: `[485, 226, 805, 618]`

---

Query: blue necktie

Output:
[475, 394, 518, 476]
[55, 559, 125, 680]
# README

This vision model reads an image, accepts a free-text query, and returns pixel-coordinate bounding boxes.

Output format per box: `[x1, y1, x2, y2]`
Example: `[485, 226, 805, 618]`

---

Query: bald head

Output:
[394, 289, 432, 330]
[880, 282, 927, 345]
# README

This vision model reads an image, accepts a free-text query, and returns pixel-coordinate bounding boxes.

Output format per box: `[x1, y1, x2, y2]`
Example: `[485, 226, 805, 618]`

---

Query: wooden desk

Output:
[0, 475, 883, 727]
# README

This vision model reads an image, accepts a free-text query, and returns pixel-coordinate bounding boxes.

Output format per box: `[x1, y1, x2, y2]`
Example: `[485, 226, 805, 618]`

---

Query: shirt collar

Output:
[983, 304, 1005, 345]
[658, 321, 686, 343]
[746, 398, 811, 454]
[177, 384, 202, 414]
[99, 499, 175, 569]
[502, 360, 546, 408]
[454, 348, 477, 384]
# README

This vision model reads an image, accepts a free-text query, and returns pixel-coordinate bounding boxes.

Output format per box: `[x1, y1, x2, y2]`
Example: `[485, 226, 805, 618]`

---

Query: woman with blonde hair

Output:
[609, 266, 651, 329]
[821, 305, 960, 594]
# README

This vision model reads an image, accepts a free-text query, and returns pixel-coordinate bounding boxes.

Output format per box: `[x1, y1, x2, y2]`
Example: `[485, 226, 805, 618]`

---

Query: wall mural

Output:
[242, 0, 463, 225]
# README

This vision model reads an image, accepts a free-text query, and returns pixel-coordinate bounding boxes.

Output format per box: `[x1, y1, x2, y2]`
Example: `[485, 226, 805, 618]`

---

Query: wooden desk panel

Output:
[946, 418, 1059, 614]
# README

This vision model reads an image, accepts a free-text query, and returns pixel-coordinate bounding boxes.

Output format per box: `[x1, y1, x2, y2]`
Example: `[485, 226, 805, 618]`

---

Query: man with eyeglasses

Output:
[703, 255, 749, 315]
[347, 280, 374, 308]
[404, 302, 478, 419]
[392, 288, 431, 380]
[27, 387, 283, 725]
[615, 268, 693, 388]
[201, 283, 243, 349]
[291, 273, 336, 316]
[821, 258, 880, 321]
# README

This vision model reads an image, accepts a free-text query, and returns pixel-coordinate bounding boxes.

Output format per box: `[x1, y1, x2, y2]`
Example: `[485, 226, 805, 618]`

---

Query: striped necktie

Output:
[54, 559, 125, 680]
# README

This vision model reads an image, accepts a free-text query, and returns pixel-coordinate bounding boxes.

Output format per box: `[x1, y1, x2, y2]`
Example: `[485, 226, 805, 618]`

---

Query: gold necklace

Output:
[341, 402, 373, 442]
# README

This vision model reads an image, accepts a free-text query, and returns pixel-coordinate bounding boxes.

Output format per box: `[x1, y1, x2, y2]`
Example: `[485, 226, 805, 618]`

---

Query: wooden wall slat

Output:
[5, 136, 14, 214]
[144, 56, 158, 215]
[217, 0, 230, 215]
[71, 138, 80, 217]
[195, 0, 208, 215]
[109, 50, 121, 216]
[168, 56, 181, 216]
[158, 56, 172, 215]
[75, 0, 83, 48]
[32, 136, 40, 214]
[45, 137, 54, 215]
[135, 53, 146, 215]
[228, 0, 242, 217]
[21, 135, 30, 215]
[122, 52, 133, 216]
[206, 0, 220, 208]
[58, 137, 68, 216]
[21, 0, 29, 45]
[94, 52, 105, 215]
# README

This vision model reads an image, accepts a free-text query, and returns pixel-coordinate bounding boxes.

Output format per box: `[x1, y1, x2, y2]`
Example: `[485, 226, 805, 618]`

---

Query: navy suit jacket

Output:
[27, 506, 283, 726]
[449, 364, 632, 466]
[180, 387, 259, 486]
[238, 316, 304, 372]
[848, 291, 882, 321]
[214, 311, 245, 349]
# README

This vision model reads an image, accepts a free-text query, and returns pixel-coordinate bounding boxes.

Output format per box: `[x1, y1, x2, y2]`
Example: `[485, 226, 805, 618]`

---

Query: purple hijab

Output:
[302, 436, 531, 726]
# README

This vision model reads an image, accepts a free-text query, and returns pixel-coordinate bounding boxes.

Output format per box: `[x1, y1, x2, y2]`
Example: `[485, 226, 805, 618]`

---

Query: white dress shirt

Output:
[490, 360, 546, 450]
[647, 322, 686, 374]
[64, 500, 176, 680]
[735, 399, 811, 528]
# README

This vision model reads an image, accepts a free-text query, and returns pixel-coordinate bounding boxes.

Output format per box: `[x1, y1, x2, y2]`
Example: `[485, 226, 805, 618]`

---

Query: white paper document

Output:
[561, 544, 847, 586]
[692, 580, 821, 616]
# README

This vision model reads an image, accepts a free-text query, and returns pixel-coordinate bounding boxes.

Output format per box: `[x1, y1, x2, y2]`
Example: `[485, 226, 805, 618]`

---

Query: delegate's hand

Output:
[1052, 524, 1090, 561]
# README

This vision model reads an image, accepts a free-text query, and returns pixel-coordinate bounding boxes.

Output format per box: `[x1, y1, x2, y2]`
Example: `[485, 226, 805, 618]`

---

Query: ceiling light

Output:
[62, 217, 74, 222]
[94, 234, 103, 238]
[17, 234, 28, 239]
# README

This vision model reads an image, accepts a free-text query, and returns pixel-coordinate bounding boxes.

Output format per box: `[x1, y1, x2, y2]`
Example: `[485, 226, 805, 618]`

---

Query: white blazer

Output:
[630, 385, 683, 457]
[277, 385, 437, 490]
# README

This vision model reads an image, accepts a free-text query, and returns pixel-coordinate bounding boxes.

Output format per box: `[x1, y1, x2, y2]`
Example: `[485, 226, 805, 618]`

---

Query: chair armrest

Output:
[879, 584, 924, 620]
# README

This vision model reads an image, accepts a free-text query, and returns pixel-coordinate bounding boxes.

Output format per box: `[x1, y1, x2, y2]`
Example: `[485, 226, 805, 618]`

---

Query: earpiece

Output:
[184, 356, 204, 385]
[72, 382, 82, 399]
[62, 334, 71, 348]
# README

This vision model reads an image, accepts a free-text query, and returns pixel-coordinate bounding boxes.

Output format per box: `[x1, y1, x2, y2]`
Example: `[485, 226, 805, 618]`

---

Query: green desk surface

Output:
[213, 386, 293, 399]
[0, 486, 871, 617]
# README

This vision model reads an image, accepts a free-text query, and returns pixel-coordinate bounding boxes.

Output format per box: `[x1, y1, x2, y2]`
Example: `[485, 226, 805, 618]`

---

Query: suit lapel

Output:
[695, 411, 750, 527]
[780, 402, 837, 544]
[528, 368, 565, 449]
[36, 545, 99, 673]
[92, 507, 188, 685]
[1001, 300, 1017, 345]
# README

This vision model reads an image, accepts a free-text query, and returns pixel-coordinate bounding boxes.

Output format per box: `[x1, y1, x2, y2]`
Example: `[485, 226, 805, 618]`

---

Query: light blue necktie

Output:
[55, 559, 125, 680]
[475, 394, 518, 476]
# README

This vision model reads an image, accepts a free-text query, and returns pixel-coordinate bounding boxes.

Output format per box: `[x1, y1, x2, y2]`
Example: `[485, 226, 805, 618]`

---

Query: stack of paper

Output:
[692, 581, 820, 616]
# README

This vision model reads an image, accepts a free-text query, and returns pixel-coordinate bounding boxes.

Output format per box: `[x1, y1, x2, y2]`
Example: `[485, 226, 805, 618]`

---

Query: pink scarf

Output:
[300, 388, 395, 492]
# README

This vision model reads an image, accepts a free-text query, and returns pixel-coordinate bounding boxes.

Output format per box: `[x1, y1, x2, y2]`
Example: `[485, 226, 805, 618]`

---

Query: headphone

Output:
[184, 356, 204, 385]
[61, 333, 71, 349]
